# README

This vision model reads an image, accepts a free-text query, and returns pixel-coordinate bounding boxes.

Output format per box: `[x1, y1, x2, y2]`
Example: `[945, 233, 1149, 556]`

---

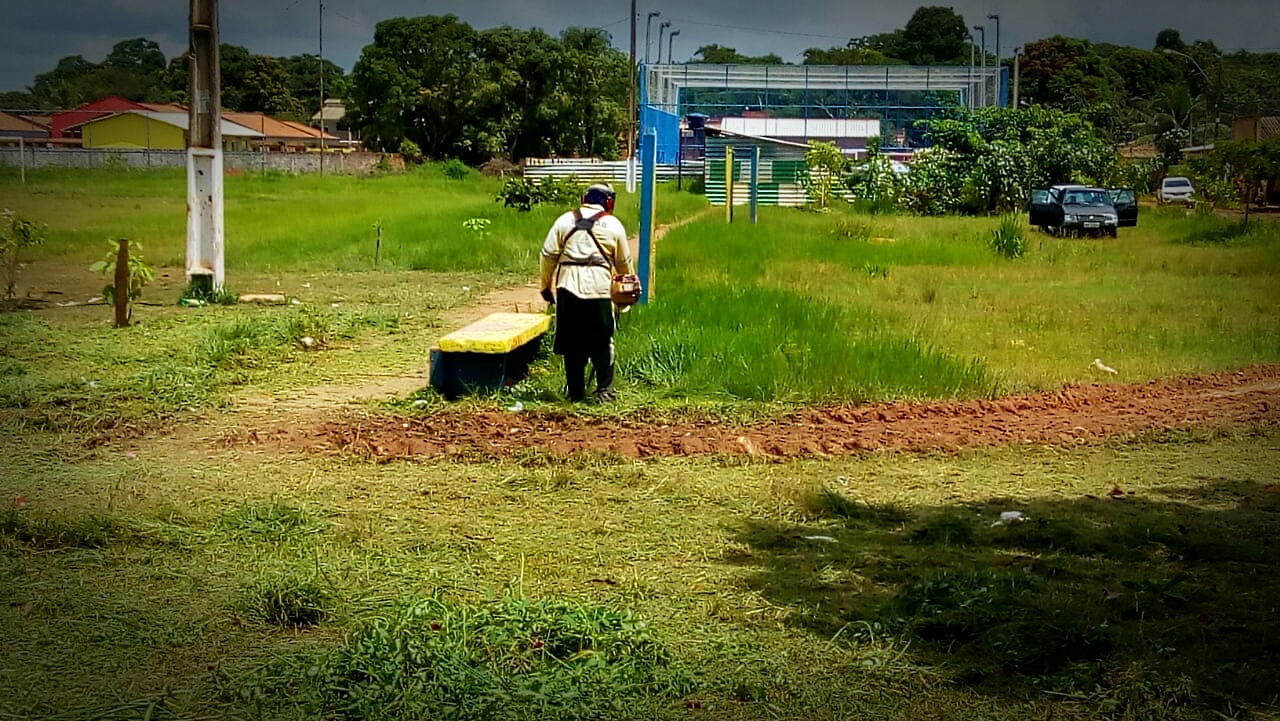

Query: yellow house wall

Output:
[81, 114, 186, 149]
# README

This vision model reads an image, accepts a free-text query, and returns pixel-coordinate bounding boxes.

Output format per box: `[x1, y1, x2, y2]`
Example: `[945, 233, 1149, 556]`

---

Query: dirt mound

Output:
[235, 365, 1280, 461]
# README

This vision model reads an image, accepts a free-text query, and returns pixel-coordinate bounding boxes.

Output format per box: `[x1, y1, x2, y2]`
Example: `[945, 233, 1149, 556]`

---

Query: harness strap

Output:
[553, 209, 614, 286]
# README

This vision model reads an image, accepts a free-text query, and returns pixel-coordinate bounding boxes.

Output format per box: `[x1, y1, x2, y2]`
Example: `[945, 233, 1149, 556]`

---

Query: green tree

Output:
[1155, 29, 1186, 53]
[282, 54, 348, 112]
[243, 55, 306, 119]
[553, 27, 628, 159]
[30, 55, 96, 107]
[104, 38, 166, 75]
[803, 45, 895, 65]
[1019, 36, 1110, 109]
[1105, 48, 1178, 101]
[347, 15, 488, 158]
[1134, 84, 1202, 169]
[691, 45, 784, 64]
[896, 6, 968, 65]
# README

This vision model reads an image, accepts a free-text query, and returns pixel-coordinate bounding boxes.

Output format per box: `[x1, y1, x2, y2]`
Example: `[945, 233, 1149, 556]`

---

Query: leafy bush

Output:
[990, 214, 1027, 259]
[800, 140, 848, 209]
[441, 158, 470, 180]
[905, 106, 1120, 216]
[246, 594, 697, 720]
[495, 176, 585, 211]
[846, 141, 902, 212]
[399, 138, 423, 165]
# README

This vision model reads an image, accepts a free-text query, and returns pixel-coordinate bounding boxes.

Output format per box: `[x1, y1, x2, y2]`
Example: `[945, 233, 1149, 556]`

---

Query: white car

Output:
[1158, 176, 1195, 205]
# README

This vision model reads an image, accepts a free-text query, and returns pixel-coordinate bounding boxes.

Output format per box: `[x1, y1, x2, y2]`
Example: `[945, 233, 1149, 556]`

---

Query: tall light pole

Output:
[628, 0, 637, 191]
[657, 21, 670, 65]
[667, 29, 680, 64]
[987, 14, 1000, 106]
[972, 25, 986, 107]
[644, 12, 660, 65]
[1013, 46, 1022, 109]
[965, 32, 974, 112]
[318, 0, 325, 176]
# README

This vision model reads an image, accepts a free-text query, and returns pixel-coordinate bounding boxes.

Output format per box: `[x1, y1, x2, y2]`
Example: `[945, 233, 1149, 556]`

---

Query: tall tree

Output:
[554, 27, 628, 158]
[104, 38, 166, 75]
[1018, 36, 1109, 109]
[896, 6, 968, 65]
[802, 45, 895, 65]
[30, 55, 96, 107]
[347, 15, 487, 158]
[691, 45, 784, 64]
[242, 55, 305, 119]
[282, 54, 348, 112]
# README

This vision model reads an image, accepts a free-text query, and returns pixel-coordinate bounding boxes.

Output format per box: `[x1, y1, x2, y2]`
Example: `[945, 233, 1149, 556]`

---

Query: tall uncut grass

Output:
[600, 203, 1280, 404]
[615, 208, 997, 404]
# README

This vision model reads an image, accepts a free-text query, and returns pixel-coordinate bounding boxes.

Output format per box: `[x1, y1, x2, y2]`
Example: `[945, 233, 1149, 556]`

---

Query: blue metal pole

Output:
[749, 145, 760, 224]
[638, 129, 657, 304]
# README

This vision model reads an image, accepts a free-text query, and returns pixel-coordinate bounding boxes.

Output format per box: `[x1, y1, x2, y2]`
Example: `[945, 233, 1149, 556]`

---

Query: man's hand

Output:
[540, 288, 555, 305]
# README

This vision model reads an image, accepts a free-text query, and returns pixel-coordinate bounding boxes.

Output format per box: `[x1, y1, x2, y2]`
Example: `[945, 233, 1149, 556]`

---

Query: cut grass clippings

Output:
[2, 429, 1278, 719]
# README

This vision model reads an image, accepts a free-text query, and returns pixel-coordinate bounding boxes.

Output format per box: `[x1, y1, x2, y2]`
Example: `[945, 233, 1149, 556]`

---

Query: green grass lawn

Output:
[0, 164, 708, 274]
[2, 427, 1277, 719]
[2, 168, 1279, 720]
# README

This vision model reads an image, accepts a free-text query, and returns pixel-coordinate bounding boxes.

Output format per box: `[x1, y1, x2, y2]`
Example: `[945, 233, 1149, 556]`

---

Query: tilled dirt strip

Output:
[237, 365, 1280, 461]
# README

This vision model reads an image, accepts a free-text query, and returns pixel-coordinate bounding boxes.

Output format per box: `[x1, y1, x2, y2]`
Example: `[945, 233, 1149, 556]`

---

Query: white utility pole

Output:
[628, 0, 637, 192]
[645, 12, 660, 65]
[319, 0, 325, 176]
[988, 14, 1000, 106]
[186, 0, 224, 292]
[965, 33, 974, 111]
[972, 25, 986, 107]
[1013, 47, 1022, 109]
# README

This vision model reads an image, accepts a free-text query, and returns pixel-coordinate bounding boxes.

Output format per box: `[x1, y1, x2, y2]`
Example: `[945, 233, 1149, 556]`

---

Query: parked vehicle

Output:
[1029, 184, 1138, 238]
[1158, 176, 1195, 205]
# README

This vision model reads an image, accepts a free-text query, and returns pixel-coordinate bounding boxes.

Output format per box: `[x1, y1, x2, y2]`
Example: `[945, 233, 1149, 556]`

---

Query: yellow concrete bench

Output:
[430, 312, 551, 398]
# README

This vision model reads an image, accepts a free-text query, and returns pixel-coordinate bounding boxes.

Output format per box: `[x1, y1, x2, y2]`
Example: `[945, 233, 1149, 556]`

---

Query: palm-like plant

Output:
[1132, 84, 1207, 168]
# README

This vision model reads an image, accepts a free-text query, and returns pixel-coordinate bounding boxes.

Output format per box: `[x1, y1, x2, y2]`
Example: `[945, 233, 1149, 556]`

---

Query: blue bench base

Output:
[429, 337, 545, 400]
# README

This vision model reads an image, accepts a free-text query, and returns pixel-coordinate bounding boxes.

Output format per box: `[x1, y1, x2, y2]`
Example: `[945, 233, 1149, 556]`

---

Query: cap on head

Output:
[583, 182, 616, 212]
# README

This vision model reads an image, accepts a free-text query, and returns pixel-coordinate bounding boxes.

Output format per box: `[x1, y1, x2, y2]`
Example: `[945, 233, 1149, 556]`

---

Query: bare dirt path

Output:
[232, 365, 1280, 460]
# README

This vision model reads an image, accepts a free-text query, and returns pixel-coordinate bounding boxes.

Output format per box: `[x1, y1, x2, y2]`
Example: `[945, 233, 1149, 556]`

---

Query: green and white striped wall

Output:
[704, 136, 811, 207]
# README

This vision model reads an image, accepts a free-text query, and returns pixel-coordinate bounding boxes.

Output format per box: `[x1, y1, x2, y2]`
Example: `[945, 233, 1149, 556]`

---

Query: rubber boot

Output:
[564, 355, 587, 402]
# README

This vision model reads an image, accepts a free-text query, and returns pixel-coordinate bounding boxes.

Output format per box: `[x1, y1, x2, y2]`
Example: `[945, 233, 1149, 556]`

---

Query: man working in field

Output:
[539, 182, 633, 403]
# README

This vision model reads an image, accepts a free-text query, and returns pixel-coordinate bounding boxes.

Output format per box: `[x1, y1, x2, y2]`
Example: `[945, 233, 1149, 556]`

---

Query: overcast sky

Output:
[3, 0, 1278, 95]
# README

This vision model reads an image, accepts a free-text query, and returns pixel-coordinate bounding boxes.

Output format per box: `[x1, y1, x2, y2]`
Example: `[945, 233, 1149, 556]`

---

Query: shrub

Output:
[800, 140, 847, 209]
[1, 209, 46, 300]
[990, 214, 1027, 259]
[441, 158, 470, 180]
[495, 176, 585, 211]
[399, 138, 423, 165]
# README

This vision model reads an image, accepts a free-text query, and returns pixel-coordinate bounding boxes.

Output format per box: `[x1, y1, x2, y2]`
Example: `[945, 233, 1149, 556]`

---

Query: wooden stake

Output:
[114, 238, 130, 328]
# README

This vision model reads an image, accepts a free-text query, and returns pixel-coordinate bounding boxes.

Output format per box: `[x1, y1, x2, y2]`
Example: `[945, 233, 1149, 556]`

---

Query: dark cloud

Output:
[2, 0, 1276, 96]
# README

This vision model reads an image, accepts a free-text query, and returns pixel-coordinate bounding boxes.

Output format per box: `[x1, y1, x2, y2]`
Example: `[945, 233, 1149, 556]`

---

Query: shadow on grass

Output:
[732, 480, 1280, 713]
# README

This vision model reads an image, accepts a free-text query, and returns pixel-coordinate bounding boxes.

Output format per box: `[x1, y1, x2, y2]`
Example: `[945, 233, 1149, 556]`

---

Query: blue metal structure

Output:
[637, 130, 656, 304]
[639, 63, 1006, 166]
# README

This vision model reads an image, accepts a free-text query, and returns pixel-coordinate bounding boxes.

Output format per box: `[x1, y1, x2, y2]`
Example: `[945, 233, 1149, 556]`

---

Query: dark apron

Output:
[553, 290, 614, 357]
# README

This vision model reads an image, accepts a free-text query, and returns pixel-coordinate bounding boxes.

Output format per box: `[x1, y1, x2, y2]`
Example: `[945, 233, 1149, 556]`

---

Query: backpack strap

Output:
[553, 210, 614, 284]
